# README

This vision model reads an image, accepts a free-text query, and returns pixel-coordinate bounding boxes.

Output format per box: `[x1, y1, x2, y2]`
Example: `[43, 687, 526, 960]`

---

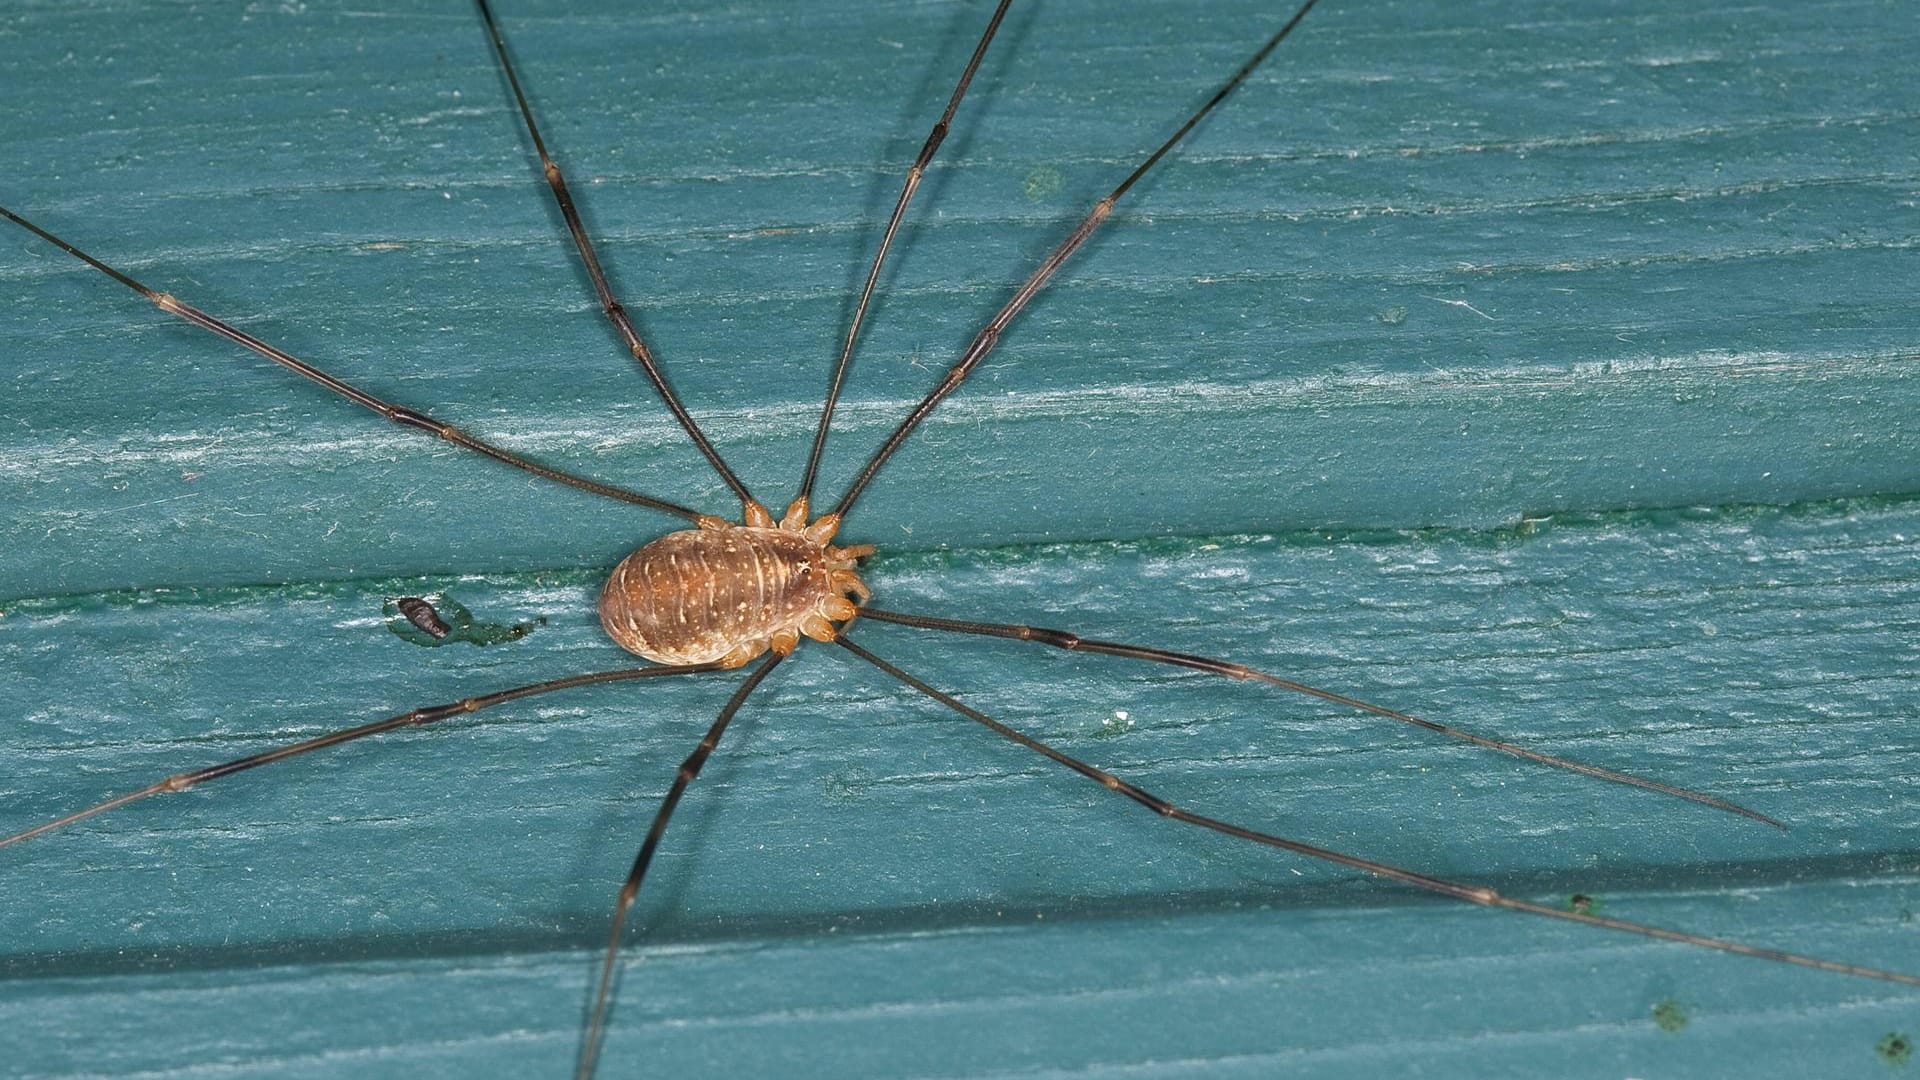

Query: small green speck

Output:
[1022, 165, 1063, 201]
[1878, 1032, 1912, 1066]
[1565, 892, 1600, 915]
[1652, 999, 1688, 1034]
[825, 768, 873, 802]
[1092, 711, 1135, 740]
[1377, 305, 1407, 325]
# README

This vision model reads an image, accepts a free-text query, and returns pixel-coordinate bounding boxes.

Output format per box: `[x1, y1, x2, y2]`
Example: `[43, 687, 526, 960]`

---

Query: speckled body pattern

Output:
[598, 504, 870, 667]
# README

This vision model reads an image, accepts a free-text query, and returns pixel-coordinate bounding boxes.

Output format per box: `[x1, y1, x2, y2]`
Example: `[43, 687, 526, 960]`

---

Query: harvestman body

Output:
[5, 1, 1919, 1077]
[600, 500, 872, 667]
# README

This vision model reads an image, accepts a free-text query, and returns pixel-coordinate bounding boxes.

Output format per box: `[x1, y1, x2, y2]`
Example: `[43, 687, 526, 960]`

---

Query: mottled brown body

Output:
[599, 499, 872, 667]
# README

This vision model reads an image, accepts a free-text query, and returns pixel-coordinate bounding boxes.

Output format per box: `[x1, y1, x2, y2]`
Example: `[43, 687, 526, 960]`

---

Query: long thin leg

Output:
[831, 0, 1321, 520]
[837, 637, 1920, 988]
[857, 606, 1782, 827]
[577, 652, 783, 1080]
[795, 0, 1019, 507]
[473, 0, 759, 514]
[0, 206, 705, 523]
[0, 662, 723, 851]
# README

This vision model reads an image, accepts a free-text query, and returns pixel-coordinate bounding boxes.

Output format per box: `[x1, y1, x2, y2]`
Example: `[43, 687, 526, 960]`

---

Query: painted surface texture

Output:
[1, 1, 1916, 1077]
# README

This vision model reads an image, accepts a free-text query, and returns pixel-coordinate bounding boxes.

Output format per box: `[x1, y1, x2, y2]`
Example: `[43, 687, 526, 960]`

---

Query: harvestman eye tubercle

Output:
[3, 1, 1917, 1077]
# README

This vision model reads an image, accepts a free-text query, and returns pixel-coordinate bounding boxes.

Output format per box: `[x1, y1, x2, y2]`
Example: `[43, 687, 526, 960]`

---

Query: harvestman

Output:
[4, 1, 1917, 1076]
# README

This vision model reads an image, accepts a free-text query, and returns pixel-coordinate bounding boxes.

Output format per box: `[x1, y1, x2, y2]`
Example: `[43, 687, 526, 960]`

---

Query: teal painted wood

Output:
[0, 1, 1916, 1078]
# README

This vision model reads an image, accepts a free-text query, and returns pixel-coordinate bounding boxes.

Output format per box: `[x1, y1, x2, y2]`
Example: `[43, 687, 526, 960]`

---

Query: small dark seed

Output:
[397, 597, 451, 639]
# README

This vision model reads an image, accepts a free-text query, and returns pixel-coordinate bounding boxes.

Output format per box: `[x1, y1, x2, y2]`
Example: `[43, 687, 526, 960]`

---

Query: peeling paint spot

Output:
[384, 594, 543, 647]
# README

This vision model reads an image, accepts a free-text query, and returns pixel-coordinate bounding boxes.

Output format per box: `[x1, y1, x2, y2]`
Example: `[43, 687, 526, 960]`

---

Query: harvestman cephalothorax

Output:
[3, 0, 1918, 1076]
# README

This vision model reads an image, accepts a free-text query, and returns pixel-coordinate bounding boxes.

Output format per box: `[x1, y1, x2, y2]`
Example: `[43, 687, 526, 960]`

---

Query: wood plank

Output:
[1, 1, 1916, 1077]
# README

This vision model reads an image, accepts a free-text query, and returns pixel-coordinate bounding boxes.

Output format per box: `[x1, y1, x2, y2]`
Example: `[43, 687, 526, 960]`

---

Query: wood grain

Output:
[1, 1, 1916, 1077]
